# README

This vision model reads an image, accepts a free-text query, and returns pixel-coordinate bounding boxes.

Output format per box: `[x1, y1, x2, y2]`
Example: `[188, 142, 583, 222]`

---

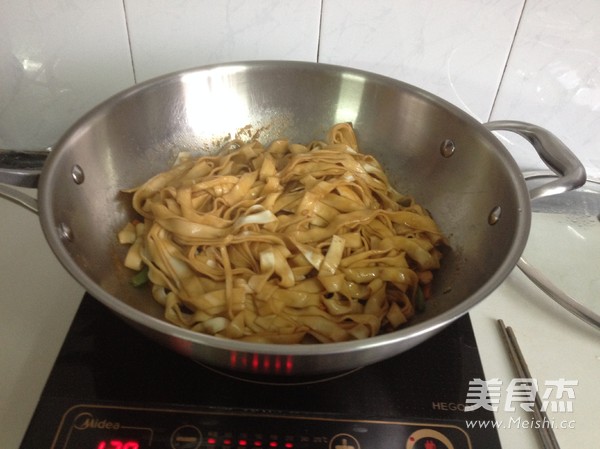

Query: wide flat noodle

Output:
[120, 123, 446, 343]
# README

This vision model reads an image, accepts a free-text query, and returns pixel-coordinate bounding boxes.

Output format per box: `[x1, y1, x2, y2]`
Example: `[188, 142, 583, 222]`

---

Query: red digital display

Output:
[229, 352, 294, 374]
[97, 440, 140, 449]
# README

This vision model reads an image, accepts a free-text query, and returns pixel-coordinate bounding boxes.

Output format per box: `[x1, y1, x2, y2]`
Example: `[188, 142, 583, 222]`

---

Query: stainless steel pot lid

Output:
[520, 171, 600, 330]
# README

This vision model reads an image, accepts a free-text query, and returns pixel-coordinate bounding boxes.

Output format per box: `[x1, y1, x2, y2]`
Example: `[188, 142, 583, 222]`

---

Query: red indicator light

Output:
[239, 439, 248, 446]
[284, 443, 294, 448]
[252, 353, 260, 371]
[254, 440, 263, 447]
[97, 440, 140, 449]
[207, 437, 217, 445]
[223, 438, 233, 446]
[285, 356, 293, 374]
[269, 442, 278, 447]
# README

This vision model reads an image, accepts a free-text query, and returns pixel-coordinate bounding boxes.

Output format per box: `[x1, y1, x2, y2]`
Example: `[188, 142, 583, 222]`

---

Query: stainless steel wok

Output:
[0, 61, 586, 375]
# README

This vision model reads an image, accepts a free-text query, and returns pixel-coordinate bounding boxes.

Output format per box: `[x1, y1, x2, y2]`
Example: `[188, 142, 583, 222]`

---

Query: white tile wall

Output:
[124, 0, 322, 82]
[0, 0, 134, 150]
[491, 0, 600, 176]
[1, 0, 599, 177]
[319, 0, 525, 121]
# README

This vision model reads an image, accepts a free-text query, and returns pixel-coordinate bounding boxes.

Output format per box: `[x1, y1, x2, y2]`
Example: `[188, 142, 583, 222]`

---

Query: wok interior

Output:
[41, 62, 529, 352]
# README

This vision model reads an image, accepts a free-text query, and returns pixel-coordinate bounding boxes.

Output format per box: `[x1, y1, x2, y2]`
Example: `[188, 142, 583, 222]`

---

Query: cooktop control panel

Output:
[49, 404, 471, 449]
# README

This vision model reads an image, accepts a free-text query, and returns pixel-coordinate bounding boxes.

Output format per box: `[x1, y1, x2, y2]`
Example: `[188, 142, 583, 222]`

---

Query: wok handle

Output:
[0, 149, 49, 187]
[0, 148, 49, 214]
[484, 120, 587, 200]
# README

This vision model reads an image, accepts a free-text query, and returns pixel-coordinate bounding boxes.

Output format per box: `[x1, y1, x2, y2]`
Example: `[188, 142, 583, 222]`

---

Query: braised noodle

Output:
[118, 123, 446, 344]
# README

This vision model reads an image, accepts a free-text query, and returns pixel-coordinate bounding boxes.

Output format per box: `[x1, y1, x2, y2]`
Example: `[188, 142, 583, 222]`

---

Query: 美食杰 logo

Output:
[464, 377, 577, 413]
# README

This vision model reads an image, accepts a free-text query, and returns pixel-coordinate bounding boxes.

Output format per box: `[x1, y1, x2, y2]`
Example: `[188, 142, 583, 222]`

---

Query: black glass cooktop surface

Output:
[20, 293, 501, 449]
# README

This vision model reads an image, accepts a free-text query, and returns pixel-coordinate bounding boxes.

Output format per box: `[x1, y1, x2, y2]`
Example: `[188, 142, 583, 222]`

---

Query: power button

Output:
[329, 433, 360, 449]
[405, 429, 454, 449]
[170, 425, 202, 449]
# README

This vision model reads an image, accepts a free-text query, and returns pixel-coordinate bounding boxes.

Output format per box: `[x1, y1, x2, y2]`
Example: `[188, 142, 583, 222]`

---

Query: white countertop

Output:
[0, 189, 598, 449]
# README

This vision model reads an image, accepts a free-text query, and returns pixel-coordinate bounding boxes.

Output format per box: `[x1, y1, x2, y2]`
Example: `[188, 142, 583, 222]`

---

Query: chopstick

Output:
[497, 319, 561, 449]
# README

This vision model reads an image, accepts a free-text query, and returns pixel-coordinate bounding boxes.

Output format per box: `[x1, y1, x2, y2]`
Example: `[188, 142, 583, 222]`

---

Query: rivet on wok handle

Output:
[58, 222, 74, 241]
[440, 139, 456, 158]
[71, 165, 85, 184]
[488, 206, 502, 225]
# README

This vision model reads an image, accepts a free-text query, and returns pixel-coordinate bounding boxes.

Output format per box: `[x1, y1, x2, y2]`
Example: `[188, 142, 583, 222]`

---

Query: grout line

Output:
[488, 0, 529, 122]
[121, 0, 138, 84]
[316, 0, 324, 62]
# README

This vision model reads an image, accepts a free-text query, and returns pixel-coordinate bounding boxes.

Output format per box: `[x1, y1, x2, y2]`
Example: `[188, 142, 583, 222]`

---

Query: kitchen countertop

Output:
[0, 187, 598, 449]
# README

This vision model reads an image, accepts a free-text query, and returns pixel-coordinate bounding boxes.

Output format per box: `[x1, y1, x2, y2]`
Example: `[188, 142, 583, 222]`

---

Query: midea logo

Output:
[73, 412, 121, 430]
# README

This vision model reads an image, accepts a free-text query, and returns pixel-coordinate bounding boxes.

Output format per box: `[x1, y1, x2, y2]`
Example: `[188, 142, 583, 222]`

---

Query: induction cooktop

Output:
[20, 293, 501, 449]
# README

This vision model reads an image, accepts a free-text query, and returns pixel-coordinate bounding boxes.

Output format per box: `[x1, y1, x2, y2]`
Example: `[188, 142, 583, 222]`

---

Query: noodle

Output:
[118, 123, 446, 343]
